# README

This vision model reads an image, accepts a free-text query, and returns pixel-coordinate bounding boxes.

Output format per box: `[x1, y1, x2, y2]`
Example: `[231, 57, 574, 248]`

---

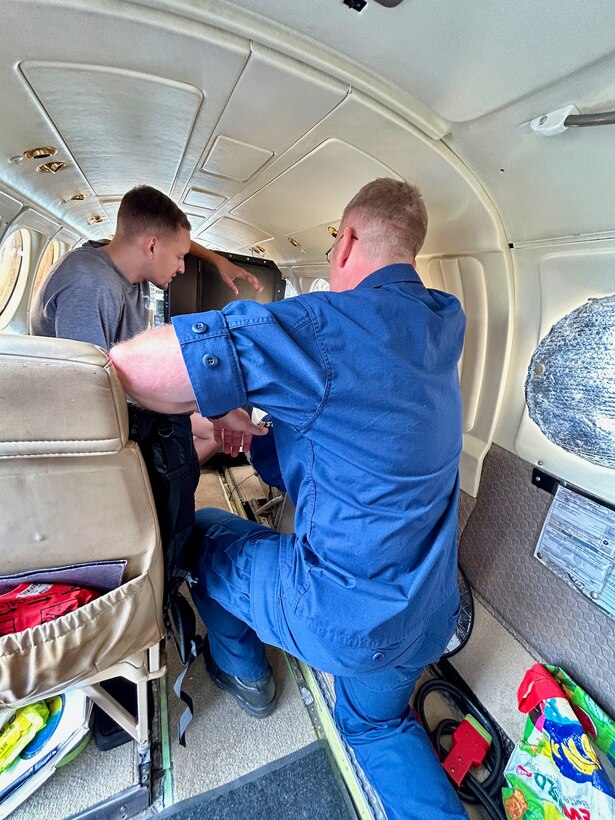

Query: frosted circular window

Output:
[525, 294, 615, 468]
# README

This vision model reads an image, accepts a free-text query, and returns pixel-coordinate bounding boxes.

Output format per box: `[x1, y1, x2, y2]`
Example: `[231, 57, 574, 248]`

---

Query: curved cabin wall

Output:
[445, 41, 615, 712]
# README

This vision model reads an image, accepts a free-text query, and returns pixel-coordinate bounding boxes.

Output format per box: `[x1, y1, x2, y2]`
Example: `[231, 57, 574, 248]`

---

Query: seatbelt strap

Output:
[172, 635, 204, 746]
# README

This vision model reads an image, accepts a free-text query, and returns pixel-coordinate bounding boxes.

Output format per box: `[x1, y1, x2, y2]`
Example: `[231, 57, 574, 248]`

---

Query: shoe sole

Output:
[206, 662, 277, 719]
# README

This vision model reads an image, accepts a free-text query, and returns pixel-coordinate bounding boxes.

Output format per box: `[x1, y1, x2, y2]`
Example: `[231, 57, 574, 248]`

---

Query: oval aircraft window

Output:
[0, 228, 30, 316]
[32, 239, 62, 295]
[525, 294, 615, 468]
[309, 277, 330, 292]
[283, 278, 299, 298]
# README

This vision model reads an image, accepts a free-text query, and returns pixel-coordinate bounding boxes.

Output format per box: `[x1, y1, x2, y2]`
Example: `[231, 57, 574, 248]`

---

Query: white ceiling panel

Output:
[209, 45, 348, 153]
[202, 136, 273, 181]
[225, 0, 615, 122]
[184, 188, 227, 210]
[197, 217, 272, 250]
[182, 45, 347, 199]
[20, 62, 203, 197]
[232, 139, 401, 236]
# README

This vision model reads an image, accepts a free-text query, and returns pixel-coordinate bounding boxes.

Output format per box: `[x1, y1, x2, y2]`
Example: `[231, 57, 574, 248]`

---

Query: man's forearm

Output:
[189, 241, 221, 267]
[109, 324, 197, 414]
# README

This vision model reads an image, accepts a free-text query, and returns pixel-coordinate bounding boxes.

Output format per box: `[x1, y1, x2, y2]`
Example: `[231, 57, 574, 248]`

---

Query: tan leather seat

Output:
[0, 334, 165, 750]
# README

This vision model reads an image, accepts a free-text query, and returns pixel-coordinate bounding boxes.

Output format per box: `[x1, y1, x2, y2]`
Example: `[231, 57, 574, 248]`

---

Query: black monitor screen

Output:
[165, 251, 285, 320]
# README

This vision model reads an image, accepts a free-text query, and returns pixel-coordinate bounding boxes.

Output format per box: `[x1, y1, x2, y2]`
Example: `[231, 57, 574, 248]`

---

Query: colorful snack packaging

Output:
[502, 663, 615, 820]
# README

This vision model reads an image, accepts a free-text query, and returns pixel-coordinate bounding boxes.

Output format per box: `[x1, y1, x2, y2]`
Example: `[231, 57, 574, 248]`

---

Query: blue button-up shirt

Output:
[173, 264, 465, 664]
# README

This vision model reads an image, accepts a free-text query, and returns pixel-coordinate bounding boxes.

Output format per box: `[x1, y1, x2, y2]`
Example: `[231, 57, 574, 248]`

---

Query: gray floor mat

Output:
[158, 743, 355, 820]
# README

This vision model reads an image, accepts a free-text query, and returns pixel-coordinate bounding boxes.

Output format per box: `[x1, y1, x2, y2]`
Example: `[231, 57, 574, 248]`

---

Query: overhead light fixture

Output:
[87, 214, 106, 225]
[65, 193, 89, 202]
[37, 161, 68, 174]
[288, 237, 302, 249]
[327, 226, 338, 237]
[24, 146, 57, 160]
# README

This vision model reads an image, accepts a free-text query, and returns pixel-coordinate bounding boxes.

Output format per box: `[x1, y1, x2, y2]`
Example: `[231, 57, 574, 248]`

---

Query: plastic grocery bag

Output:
[502, 663, 615, 820]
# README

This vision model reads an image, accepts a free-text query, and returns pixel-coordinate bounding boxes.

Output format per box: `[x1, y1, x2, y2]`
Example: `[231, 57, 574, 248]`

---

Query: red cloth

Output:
[517, 663, 563, 714]
[0, 582, 101, 636]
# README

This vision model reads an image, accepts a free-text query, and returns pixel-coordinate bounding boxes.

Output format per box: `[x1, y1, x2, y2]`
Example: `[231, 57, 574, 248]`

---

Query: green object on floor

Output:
[56, 730, 91, 768]
[502, 663, 615, 819]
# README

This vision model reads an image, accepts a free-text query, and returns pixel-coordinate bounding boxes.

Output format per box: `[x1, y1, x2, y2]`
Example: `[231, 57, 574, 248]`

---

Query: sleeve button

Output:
[192, 322, 207, 333]
[372, 652, 384, 663]
[202, 354, 219, 368]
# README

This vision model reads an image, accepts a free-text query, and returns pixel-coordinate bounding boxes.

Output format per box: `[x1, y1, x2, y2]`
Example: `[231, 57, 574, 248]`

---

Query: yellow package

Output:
[0, 702, 49, 773]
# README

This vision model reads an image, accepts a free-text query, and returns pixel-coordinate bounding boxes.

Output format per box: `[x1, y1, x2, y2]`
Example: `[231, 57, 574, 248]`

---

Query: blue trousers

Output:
[190, 507, 468, 820]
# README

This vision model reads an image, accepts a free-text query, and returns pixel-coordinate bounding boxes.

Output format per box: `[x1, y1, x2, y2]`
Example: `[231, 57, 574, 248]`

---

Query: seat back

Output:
[0, 334, 165, 707]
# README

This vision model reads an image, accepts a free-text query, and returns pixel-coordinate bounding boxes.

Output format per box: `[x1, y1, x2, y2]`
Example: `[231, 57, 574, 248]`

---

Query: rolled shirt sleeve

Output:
[172, 311, 247, 417]
[171, 299, 328, 428]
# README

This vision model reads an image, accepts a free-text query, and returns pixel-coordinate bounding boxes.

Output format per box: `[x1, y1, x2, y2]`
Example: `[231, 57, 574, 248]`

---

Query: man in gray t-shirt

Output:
[31, 239, 149, 349]
[32, 186, 262, 351]
[31, 185, 263, 461]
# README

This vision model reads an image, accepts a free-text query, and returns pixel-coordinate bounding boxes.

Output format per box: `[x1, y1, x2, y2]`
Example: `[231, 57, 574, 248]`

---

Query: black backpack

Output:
[128, 407, 202, 745]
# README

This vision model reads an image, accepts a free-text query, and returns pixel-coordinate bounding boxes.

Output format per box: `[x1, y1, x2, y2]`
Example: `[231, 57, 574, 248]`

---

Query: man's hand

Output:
[189, 241, 264, 295]
[110, 324, 197, 414]
[209, 408, 268, 458]
[190, 413, 222, 465]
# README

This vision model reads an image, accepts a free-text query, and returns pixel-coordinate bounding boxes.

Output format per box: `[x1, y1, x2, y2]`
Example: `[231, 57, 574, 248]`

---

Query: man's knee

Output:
[334, 672, 418, 737]
[194, 506, 236, 531]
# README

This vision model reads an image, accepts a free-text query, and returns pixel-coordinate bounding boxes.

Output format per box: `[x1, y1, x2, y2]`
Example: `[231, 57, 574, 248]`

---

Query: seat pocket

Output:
[0, 572, 164, 707]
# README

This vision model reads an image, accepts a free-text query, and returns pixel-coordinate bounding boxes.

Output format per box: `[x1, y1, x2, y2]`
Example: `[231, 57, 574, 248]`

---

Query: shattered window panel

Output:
[526, 294, 615, 469]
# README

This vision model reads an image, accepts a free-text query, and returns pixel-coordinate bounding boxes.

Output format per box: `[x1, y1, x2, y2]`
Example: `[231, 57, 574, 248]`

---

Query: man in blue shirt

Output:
[110, 178, 468, 819]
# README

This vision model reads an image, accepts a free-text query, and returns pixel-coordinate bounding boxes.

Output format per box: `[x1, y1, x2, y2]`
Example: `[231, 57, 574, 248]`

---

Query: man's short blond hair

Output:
[340, 178, 428, 260]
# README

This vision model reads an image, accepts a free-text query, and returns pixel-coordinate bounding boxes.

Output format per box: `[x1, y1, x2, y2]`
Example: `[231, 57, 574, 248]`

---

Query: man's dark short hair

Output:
[117, 186, 191, 239]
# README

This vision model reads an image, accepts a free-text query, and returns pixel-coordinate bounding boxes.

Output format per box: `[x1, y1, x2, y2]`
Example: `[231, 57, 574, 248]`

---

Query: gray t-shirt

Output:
[31, 241, 149, 349]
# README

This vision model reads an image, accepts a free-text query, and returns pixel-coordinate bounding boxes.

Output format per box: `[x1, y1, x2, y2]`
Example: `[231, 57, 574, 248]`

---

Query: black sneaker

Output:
[204, 645, 277, 718]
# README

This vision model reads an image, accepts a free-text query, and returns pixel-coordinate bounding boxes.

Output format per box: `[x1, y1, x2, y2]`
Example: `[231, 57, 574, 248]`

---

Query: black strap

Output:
[129, 407, 203, 743]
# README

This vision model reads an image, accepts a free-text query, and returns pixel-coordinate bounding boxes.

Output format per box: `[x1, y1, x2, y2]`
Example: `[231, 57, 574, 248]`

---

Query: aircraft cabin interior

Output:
[0, 1, 613, 819]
